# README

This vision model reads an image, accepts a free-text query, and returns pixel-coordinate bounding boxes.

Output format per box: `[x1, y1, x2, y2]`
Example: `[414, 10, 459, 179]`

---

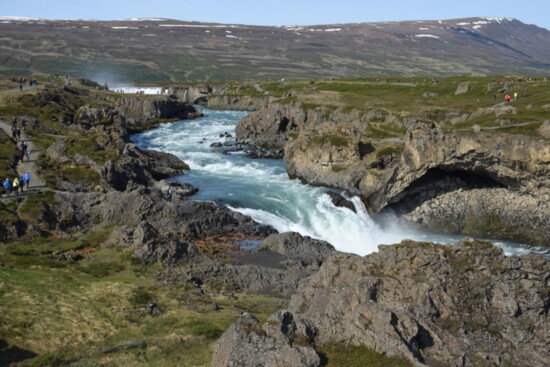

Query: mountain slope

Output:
[0, 17, 549, 82]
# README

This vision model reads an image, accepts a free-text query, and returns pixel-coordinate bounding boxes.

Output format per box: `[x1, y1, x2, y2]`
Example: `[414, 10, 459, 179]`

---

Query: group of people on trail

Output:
[19, 140, 30, 162]
[2, 173, 30, 197]
[11, 117, 23, 141]
[11, 117, 31, 161]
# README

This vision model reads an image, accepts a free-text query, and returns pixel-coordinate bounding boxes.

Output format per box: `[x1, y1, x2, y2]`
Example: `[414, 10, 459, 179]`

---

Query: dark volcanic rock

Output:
[55, 188, 275, 240]
[210, 312, 320, 367]
[325, 191, 356, 213]
[159, 232, 335, 296]
[100, 144, 189, 191]
[120, 96, 203, 133]
[260, 232, 335, 266]
[284, 239, 550, 367]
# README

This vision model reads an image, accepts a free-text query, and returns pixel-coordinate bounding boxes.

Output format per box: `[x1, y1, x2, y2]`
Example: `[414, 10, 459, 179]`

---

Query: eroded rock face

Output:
[285, 239, 550, 367]
[238, 101, 549, 245]
[100, 144, 189, 191]
[54, 188, 274, 240]
[399, 187, 550, 243]
[211, 312, 320, 367]
[116, 95, 203, 133]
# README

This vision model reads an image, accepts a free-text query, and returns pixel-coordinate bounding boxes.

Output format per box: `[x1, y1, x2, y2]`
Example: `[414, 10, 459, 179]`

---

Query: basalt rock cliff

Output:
[236, 101, 550, 246]
[213, 239, 550, 367]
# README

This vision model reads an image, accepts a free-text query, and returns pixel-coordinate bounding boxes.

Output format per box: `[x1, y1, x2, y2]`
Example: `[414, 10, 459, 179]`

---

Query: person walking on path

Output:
[19, 175, 24, 193]
[23, 172, 30, 189]
[3, 178, 11, 197]
[12, 177, 19, 196]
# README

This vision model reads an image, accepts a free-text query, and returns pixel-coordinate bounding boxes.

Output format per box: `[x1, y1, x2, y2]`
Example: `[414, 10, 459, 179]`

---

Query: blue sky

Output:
[2, 0, 549, 30]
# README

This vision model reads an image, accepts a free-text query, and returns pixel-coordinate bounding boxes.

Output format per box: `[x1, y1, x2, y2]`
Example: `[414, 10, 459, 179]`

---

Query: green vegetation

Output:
[311, 134, 350, 147]
[376, 145, 405, 159]
[331, 164, 349, 173]
[0, 130, 19, 180]
[0, 237, 284, 366]
[318, 343, 413, 366]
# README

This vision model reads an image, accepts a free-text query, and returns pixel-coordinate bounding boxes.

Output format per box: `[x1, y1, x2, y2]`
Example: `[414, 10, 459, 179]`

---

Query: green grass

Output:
[18, 190, 57, 225]
[0, 238, 285, 367]
[0, 130, 19, 180]
[376, 145, 404, 158]
[318, 343, 413, 366]
[310, 134, 350, 147]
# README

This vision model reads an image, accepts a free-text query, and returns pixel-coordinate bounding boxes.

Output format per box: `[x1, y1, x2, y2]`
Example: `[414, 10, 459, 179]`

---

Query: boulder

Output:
[210, 312, 320, 367]
[538, 120, 550, 138]
[454, 82, 471, 95]
[46, 140, 71, 164]
[325, 191, 356, 213]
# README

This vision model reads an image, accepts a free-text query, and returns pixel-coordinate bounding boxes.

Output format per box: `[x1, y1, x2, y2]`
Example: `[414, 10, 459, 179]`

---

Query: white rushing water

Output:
[110, 85, 165, 94]
[131, 108, 545, 257]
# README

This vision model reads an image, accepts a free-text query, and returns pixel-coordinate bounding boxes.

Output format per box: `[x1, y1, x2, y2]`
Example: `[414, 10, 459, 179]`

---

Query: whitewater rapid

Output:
[131, 108, 543, 257]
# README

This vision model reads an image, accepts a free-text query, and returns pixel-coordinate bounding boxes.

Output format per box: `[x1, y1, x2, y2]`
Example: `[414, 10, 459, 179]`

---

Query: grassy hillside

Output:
[1, 18, 550, 82]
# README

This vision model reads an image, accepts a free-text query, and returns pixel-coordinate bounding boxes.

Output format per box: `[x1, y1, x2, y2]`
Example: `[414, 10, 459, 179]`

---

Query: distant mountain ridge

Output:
[1, 17, 549, 82]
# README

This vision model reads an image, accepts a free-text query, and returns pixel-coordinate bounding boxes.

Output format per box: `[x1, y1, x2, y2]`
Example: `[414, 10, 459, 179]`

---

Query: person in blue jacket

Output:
[23, 172, 31, 189]
[3, 178, 11, 197]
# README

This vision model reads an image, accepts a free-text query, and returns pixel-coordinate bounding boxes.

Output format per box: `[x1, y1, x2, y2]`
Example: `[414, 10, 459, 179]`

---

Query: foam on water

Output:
[132, 108, 546, 257]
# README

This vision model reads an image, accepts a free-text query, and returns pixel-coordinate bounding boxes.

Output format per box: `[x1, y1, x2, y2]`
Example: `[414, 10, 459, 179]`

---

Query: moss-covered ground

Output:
[0, 234, 285, 366]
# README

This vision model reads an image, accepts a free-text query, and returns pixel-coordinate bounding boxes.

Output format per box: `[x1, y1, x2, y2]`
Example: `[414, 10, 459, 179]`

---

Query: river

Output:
[131, 108, 546, 257]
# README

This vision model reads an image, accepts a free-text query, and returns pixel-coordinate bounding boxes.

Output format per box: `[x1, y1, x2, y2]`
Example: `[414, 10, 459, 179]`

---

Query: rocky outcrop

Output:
[117, 95, 203, 132]
[236, 103, 300, 149]
[211, 312, 320, 367]
[54, 187, 272, 240]
[371, 124, 549, 245]
[46, 140, 71, 164]
[400, 187, 549, 243]
[160, 232, 336, 296]
[280, 239, 548, 367]
[240, 101, 549, 245]
[100, 144, 189, 191]
[538, 120, 550, 138]
[207, 94, 272, 111]
[167, 83, 275, 111]
[167, 84, 228, 104]
[454, 81, 471, 95]
[214, 239, 549, 366]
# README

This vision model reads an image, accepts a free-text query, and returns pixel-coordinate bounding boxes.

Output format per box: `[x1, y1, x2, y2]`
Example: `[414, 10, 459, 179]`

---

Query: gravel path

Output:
[0, 120, 47, 197]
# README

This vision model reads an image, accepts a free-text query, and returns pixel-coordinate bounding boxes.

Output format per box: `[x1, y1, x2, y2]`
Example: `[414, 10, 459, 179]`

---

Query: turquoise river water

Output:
[131, 108, 547, 257]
